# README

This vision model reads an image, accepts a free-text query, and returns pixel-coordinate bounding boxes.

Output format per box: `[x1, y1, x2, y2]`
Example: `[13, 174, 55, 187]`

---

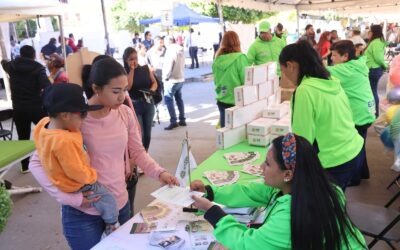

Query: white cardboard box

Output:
[225, 99, 268, 129]
[234, 85, 258, 106]
[244, 67, 254, 85]
[267, 62, 277, 81]
[270, 119, 291, 135]
[247, 118, 277, 136]
[248, 134, 271, 147]
[258, 83, 267, 100]
[253, 64, 268, 85]
[263, 103, 289, 119]
[216, 125, 246, 149]
[267, 95, 276, 108]
[276, 87, 281, 104]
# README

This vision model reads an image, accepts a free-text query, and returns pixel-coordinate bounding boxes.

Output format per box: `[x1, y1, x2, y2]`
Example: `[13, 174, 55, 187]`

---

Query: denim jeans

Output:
[164, 82, 185, 124]
[133, 99, 155, 150]
[62, 202, 130, 250]
[381, 126, 395, 149]
[369, 67, 384, 117]
[326, 148, 363, 191]
[189, 46, 199, 68]
[79, 182, 118, 224]
[217, 101, 234, 128]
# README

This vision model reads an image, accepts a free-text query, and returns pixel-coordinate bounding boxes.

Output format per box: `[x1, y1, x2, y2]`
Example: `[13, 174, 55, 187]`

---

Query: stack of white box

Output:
[217, 62, 285, 149]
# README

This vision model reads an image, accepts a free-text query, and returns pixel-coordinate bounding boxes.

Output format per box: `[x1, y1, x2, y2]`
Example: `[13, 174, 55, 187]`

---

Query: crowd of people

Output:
[1, 19, 395, 250]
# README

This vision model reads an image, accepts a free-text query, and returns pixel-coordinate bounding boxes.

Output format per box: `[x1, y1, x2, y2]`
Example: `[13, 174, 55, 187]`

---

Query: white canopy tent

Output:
[0, 0, 64, 104]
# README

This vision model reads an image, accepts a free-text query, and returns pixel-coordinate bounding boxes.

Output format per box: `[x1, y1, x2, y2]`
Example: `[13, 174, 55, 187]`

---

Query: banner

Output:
[175, 139, 197, 187]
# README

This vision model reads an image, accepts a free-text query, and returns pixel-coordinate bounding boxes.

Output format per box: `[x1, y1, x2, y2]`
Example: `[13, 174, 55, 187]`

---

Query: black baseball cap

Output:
[43, 83, 103, 114]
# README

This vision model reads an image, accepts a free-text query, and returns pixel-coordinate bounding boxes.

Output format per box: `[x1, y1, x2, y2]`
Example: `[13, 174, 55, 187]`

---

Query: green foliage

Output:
[0, 185, 12, 233]
[51, 17, 60, 32]
[15, 19, 37, 39]
[190, 2, 276, 24]
[111, 0, 153, 33]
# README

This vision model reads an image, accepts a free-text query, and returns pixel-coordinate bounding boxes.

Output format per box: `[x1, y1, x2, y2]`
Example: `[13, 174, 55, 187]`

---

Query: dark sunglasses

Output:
[71, 111, 88, 119]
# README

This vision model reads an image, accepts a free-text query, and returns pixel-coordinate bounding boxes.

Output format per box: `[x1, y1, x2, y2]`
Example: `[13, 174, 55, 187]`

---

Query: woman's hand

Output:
[191, 195, 213, 211]
[81, 191, 100, 208]
[159, 172, 180, 186]
[129, 60, 138, 71]
[190, 180, 206, 193]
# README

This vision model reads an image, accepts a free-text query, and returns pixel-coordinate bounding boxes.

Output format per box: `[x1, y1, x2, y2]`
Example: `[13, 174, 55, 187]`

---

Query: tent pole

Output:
[383, 19, 387, 40]
[101, 0, 110, 56]
[217, 0, 224, 34]
[58, 15, 67, 72]
[0, 25, 12, 103]
[296, 6, 300, 38]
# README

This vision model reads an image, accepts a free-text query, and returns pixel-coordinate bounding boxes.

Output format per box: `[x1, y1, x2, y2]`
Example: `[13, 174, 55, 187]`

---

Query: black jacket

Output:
[1, 58, 51, 109]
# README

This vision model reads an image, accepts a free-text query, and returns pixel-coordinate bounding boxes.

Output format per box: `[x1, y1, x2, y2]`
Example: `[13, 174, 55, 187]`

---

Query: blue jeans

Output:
[369, 67, 383, 117]
[133, 99, 155, 150]
[217, 101, 234, 128]
[62, 202, 130, 250]
[326, 148, 363, 191]
[164, 82, 186, 124]
[79, 182, 118, 224]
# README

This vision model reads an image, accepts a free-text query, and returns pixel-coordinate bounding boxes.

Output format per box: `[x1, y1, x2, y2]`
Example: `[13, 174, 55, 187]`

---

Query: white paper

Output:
[151, 186, 204, 207]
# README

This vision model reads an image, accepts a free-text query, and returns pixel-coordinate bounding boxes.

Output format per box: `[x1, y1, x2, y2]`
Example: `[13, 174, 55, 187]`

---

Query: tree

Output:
[111, 0, 153, 33]
[190, 3, 276, 24]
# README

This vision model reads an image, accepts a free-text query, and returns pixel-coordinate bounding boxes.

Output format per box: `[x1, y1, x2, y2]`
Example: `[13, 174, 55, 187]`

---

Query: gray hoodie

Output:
[162, 43, 185, 83]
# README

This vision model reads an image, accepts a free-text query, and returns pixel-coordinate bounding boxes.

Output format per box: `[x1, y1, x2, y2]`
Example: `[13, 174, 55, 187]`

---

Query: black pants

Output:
[13, 106, 46, 170]
[353, 124, 372, 183]
[189, 46, 199, 68]
[217, 101, 234, 128]
[126, 167, 138, 218]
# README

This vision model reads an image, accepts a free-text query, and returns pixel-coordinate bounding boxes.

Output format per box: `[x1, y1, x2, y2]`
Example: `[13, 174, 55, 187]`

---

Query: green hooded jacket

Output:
[206, 182, 366, 250]
[212, 52, 249, 105]
[328, 56, 376, 126]
[291, 77, 364, 168]
[365, 38, 387, 69]
[247, 36, 284, 76]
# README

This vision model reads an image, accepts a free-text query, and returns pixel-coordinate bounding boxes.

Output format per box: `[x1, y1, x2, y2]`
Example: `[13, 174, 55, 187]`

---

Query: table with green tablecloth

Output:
[191, 141, 268, 185]
[0, 140, 35, 171]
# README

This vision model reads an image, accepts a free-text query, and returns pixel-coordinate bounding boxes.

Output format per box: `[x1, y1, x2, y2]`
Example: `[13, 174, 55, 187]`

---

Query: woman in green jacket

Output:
[191, 133, 366, 250]
[365, 24, 387, 117]
[329, 40, 376, 185]
[279, 41, 364, 190]
[212, 31, 249, 127]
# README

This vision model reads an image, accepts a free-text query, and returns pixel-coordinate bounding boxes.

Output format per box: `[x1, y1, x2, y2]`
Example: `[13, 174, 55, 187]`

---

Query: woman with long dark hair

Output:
[316, 31, 331, 60]
[191, 133, 366, 250]
[279, 41, 364, 190]
[213, 31, 249, 127]
[123, 47, 158, 152]
[365, 24, 387, 117]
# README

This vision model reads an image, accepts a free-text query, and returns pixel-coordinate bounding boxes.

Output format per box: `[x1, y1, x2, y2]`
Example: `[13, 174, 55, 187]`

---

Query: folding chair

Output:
[385, 173, 400, 210]
[0, 109, 13, 140]
[347, 200, 400, 249]
[0, 140, 42, 195]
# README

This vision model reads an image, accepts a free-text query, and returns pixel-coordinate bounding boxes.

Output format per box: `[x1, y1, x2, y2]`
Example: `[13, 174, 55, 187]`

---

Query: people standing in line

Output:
[328, 40, 376, 186]
[247, 21, 285, 75]
[40, 38, 57, 60]
[146, 36, 166, 80]
[279, 41, 364, 190]
[212, 31, 249, 128]
[190, 133, 367, 250]
[1, 45, 51, 173]
[29, 58, 179, 250]
[298, 24, 317, 47]
[143, 31, 154, 51]
[132, 32, 142, 48]
[68, 33, 78, 53]
[316, 31, 332, 60]
[274, 23, 287, 46]
[186, 28, 199, 69]
[47, 53, 69, 84]
[162, 37, 186, 130]
[123, 47, 157, 151]
[365, 24, 387, 118]
[56, 36, 73, 56]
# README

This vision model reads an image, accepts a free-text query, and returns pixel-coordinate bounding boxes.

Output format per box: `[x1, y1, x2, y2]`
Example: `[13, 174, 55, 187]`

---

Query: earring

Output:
[284, 178, 289, 182]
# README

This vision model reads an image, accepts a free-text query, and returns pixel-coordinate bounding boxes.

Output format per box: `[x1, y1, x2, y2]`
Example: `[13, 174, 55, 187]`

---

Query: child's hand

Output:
[81, 191, 100, 208]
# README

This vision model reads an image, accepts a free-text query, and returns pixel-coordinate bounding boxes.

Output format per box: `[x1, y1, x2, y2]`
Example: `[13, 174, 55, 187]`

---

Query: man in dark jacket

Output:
[40, 38, 57, 59]
[1, 45, 51, 173]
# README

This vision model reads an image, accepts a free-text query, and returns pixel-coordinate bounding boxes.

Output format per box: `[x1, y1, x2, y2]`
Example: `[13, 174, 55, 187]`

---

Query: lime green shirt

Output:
[209, 182, 366, 250]
[365, 39, 387, 69]
[328, 56, 376, 126]
[291, 77, 364, 168]
[212, 52, 249, 105]
[247, 36, 284, 76]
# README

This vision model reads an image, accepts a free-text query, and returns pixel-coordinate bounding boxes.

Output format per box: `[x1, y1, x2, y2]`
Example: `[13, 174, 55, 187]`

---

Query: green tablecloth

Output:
[191, 142, 268, 185]
[0, 140, 35, 169]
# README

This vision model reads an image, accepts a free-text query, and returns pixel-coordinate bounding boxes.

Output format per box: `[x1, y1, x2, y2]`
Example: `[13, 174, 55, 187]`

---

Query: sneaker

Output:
[101, 222, 120, 239]
[178, 121, 187, 126]
[164, 123, 179, 130]
[20, 167, 30, 174]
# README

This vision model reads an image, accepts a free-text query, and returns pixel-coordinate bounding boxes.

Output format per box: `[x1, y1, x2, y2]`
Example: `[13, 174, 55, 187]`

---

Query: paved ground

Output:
[0, 65, 399, 250]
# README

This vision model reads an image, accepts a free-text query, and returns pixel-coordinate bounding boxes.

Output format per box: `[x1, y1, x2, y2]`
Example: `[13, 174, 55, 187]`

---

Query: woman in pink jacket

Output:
[29, 58, 178, 250]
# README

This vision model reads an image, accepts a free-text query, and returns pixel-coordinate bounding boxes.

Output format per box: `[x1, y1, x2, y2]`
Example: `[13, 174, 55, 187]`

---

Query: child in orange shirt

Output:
[33, 83, 119, 236]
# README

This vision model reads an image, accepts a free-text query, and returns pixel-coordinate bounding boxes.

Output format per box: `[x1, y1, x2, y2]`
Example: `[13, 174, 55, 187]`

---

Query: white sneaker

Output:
[101, 222, 120, 240]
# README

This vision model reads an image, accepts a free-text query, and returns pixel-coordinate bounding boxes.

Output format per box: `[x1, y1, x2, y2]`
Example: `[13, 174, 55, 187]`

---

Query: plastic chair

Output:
[0, 109, 13, 140]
